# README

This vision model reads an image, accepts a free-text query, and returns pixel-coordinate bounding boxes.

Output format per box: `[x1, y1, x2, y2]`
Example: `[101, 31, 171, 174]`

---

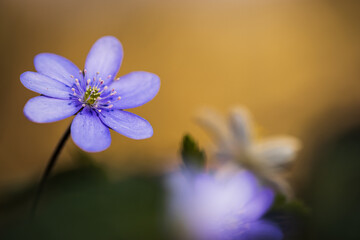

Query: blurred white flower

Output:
[196, 107, 301, 198]
[166, 169, 283, 240]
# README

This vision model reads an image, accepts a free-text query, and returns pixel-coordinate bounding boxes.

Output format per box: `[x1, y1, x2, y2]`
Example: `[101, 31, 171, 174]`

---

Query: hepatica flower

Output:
[21, 36, 160, 152]
[167, 169, 283, 240]
[197, 107, 300, 198]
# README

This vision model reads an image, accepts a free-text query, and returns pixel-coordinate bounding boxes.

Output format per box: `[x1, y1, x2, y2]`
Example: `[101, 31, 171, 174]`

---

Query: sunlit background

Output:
[1, 0, 360, 239]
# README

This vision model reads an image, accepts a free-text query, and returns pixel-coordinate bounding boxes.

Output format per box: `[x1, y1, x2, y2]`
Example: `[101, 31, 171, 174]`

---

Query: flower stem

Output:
[30, 124, 71, 217]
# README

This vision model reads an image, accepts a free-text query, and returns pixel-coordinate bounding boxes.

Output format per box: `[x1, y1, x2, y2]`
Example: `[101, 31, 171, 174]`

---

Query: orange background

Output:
[1, 0, 360, 193]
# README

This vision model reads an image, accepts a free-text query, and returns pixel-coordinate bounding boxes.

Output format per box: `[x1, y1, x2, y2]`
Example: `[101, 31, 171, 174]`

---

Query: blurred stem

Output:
[31, 124, 71, 217]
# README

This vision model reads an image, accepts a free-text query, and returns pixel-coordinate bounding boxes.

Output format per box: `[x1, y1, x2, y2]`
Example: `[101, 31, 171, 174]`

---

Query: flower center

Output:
[84, 86, 101, 105]
[69, 70, 122, 112]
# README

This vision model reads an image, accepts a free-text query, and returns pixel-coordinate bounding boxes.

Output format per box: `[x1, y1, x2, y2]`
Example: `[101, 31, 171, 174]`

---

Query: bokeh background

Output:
[1, 0, 360, 239]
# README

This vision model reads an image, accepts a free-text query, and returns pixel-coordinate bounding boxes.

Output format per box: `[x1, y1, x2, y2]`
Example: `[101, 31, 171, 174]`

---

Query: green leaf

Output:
[270, 194, 311, 218]
[180, 134, 206, 170]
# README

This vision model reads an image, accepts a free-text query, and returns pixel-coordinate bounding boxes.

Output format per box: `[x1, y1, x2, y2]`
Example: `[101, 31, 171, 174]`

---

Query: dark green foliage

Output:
[265, 194, 310, 240]
[0, 154, 167, 240]
[271, 194, 310, 217]
[180, 134, 206, 170]
[305, 126, 360, 240]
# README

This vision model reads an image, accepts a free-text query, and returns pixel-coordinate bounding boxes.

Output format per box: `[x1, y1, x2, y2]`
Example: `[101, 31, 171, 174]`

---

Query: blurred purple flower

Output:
[167, 169, 283, 240]
[21, 36, 160, 152]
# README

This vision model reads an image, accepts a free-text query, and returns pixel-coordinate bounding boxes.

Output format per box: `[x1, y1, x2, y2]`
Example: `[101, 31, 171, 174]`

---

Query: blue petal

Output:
[236, 221, 283, 240]
[24, 96, 81, 123]
[228, 171, 259, 208]
[71, 108, 111, 152]
[110, 71, 160, 109]
[20, 71, 72, 99]
[242, 187, 275, 221]
[99, 110, 153, 139]
[34, 53, 83, 86]
[84, 36, 123, 85]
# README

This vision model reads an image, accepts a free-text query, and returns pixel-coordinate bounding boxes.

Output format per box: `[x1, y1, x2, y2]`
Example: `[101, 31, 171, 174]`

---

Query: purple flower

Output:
[21, 36, 160, 152]
[167, 169, 283, 240]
